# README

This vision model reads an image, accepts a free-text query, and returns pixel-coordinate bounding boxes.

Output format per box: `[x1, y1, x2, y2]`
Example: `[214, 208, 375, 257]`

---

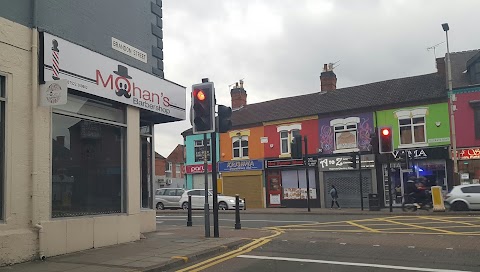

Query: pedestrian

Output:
[330, 185, 341, 209]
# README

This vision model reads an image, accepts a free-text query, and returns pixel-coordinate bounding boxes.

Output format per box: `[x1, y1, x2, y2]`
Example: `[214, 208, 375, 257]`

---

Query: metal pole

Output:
[235, 195, 241, 229]
[304, 136, 311, 212]
[203, 133, 210, 237]
[387, 159, 393, 212]
[211, 132, 219, 238]
[187, 195, 192, 227]
[359, 153, 364, 211]
[445, 29, 458, 181]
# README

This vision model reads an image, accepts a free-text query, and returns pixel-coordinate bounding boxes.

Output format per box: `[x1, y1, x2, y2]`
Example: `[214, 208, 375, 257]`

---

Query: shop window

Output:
[469, 101, 480, 139]
[140, 134, 153, 209]
[395, 108, 427, 147]
[330, 117, 360, 153]
[194, 139, 211, 162]
[232, 136, 248, 158]
[52, 113, 125, 218]
[0, 76, 5, 220]
[280, 170, 316, 200]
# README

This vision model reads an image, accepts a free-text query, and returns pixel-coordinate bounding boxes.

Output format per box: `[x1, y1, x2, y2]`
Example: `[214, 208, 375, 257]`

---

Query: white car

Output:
[179, 189, 244, 210]
[445, 184, 480, 211]
[155, 188, 185, 210]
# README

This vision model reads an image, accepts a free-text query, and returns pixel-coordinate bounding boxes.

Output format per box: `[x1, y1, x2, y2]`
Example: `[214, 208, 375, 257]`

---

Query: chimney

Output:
[320, 63, 337, 92]
[436, 57, 446, 77]
[57, 136, 65, 147]
[231, 79, 247, 110]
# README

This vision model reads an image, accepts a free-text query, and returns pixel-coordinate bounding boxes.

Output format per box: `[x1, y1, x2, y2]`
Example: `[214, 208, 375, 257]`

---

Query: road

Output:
[164, 213, 480, 272]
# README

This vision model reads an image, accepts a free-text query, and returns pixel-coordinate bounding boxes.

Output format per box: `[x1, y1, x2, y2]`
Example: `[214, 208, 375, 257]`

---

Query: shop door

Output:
[192, 173, 213, 189]
[398, 169, 413, 204]
[223, 175, 263, 208]
[324, 170, 371, 208]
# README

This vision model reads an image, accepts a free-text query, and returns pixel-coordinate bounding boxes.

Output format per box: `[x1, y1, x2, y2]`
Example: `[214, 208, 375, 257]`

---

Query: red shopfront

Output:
[457, 148, 480, 185]
[265, 158, 320, 208]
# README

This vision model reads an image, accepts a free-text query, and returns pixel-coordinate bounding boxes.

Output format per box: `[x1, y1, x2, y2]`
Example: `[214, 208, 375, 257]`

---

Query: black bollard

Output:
[235, 195, 241, 230]
[187, 195, 192, 227]
[243, 198, 246, 210]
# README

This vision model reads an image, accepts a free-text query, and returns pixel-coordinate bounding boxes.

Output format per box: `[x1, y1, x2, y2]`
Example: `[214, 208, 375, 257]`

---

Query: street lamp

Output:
[442, 23, 458, 181]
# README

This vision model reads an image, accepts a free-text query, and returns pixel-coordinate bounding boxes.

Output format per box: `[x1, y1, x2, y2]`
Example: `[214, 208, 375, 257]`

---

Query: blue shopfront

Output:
[219, 159, 265, 208]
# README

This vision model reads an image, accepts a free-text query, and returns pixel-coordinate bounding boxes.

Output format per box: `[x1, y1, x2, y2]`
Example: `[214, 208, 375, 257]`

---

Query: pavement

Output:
[0, 226, 270, 272]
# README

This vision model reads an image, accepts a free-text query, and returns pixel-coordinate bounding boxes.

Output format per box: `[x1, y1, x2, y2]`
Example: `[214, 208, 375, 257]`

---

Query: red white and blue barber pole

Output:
[52, 40, 60, 80]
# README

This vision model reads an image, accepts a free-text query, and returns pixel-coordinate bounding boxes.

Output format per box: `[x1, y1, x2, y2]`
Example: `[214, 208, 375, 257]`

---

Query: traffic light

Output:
[217, 105, 232, 133]
[379, 126, 393, 154]
[192, 82, 215, 134]
[291, 135, 303, 159]
[347, 154, 357, 169]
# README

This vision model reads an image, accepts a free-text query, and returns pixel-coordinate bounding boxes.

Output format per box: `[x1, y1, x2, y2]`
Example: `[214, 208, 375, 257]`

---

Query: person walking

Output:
[330, 185, 341, 209]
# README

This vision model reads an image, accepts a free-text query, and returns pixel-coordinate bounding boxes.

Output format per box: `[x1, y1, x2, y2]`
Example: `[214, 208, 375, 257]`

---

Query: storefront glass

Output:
[459, 160, 480, 184]
[141, 133, 153, 209]
[0, 76, 4, 220]
[52, 92, 126, 218]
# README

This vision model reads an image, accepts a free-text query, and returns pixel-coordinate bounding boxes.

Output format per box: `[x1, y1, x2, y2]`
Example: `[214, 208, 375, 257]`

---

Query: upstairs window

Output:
[395, 108, 428, 147]
[194, 139, 211, 162]
[232, 136, 249, 158]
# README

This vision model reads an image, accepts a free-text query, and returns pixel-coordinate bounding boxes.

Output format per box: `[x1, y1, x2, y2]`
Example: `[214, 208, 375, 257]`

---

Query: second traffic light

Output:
[379, 126, 393, 153]
[291, 135, 303, 159]
[348, 154, 357, 169]
[217, 105, 232, 133]
[192, 82, 215, 134]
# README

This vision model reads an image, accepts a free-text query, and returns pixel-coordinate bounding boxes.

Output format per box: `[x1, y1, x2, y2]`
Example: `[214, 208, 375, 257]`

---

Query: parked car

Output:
[179, 189, 244, 210]
[444, 184, 480, 211]
[155, 188, 185, 210]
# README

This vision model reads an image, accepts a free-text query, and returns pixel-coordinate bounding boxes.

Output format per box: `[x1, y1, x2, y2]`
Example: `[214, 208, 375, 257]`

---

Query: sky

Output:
[154, 0, 480, 157]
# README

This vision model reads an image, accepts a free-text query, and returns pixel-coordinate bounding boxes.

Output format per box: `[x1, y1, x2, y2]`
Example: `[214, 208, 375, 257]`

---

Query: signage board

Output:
[185, 164, 212, 174]
[218, 159, 263, 172]
[392, 147, 449, 162]
[457, 148, 480, 160]
[265, 159, 304, 168]
[318, 154, 375, 171]
[42, 32, 185, 120]
[39, 79, 67, 106]
[111, 37, 147, 63]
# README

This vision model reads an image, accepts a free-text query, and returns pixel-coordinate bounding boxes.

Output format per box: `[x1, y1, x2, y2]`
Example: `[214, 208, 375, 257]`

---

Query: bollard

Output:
[187, 195, 192, 227]
[235, 195, 241, 230]
[243, 198, 246, 210]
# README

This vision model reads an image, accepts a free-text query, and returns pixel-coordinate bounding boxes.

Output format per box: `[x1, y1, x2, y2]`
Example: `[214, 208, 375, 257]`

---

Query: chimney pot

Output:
[320, 64, 337, 92]
[231, 81, 247, 110]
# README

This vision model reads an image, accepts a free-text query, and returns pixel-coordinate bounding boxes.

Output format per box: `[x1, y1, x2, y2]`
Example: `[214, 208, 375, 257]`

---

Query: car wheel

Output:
[182, 202, 189, 210]
[218, 201, 228, 210]
[452, 201, 469, 211]
[156, 202, 164, 210]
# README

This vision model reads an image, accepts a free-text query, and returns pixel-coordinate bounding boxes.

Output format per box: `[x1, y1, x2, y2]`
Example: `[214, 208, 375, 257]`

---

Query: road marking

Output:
[408, 246, 416, 248]
[446, 248, 454, 250]
[157, 215, 203, 218]
[346, 221, 380, 232]
[420, 216, 478, 226]
[377, 218, 457, 234]
[157, 217, 318, 224]
[176, 228, 283, 272]
[237, 255, 471, 272]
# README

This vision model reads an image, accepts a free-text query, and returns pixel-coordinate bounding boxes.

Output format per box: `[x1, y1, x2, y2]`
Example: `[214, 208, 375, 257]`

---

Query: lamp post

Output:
[442, 23, 458, 181]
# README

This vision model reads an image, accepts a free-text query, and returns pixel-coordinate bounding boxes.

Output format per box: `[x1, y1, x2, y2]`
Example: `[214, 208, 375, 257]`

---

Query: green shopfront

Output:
[376, 103, 452, 206]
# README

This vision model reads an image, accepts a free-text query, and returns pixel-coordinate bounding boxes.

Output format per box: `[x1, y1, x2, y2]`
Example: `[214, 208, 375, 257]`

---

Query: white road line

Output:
[237, 255, 471, 272]
[156, 217, 318, 223]
[156, 215, 202, 218]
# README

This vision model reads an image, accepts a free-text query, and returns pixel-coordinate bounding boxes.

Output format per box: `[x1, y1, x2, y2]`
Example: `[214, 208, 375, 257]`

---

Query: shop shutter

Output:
[192, 173, 212, 189]
[324, 170, 371, 208]
[223, 175, 263, 208]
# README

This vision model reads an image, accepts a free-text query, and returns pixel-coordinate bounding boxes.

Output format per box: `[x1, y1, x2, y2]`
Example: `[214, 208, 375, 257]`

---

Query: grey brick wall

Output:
[0, 0, 164, 78]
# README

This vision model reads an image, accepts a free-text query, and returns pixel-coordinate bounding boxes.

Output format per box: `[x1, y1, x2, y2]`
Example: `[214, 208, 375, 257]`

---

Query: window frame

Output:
[176, 163, 181, 175]
[166, 162, 172, 172]
[398, 116, 426, 146]
[280, 131, 289, 154]
[51, 92, 127, 218]
[194, 139, 211, 162]
[232, 136, 249, 159]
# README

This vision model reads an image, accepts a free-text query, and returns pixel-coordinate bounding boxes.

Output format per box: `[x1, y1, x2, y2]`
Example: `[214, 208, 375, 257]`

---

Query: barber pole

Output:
[52, 40, 60, 80]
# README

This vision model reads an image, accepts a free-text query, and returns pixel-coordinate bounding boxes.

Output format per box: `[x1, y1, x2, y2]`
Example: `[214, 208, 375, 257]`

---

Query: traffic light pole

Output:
[304, 136, 311, 212]
[387, 156, 393, 212]
[203, 133, 210, 238]
[211, 132, 219, 238]
[358, 152, 364, 211]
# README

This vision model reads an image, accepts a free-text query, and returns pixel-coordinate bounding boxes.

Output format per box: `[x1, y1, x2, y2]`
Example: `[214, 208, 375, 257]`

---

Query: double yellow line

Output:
[176, 228, 283, 272]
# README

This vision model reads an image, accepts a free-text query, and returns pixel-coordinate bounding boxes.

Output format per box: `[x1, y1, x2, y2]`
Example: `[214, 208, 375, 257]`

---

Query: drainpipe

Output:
[31, 0, 43, 260]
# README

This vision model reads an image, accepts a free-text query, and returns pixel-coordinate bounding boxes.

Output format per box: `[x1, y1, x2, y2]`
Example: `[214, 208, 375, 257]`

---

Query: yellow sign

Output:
[431, 186, 445, 212]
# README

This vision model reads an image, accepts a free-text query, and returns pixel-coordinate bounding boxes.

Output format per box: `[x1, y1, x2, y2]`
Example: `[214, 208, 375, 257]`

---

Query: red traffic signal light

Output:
[191, 82, 215, 134]
[382, 128, 390, 136]
[378, 127, 393, 154]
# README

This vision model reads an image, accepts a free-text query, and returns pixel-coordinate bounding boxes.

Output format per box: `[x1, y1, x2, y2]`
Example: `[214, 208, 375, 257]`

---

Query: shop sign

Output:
[318, 154, 375, 171]
[41, 32, 185, 120]
[265, 158, 304, 168]
[218, 159, 263, 172]
[456, 148, 480, 160]
[392, 147, 449, 162]
[39, 79, 67, 106]
[185, 164, 212, 174]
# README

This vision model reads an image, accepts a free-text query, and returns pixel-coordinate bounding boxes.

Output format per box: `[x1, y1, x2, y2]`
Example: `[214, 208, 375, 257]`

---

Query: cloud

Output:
[155, 0, 480, 156]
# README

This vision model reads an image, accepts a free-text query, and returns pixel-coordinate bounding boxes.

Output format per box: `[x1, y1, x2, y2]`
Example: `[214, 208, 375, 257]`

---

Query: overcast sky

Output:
[153, 0, 480, 157]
